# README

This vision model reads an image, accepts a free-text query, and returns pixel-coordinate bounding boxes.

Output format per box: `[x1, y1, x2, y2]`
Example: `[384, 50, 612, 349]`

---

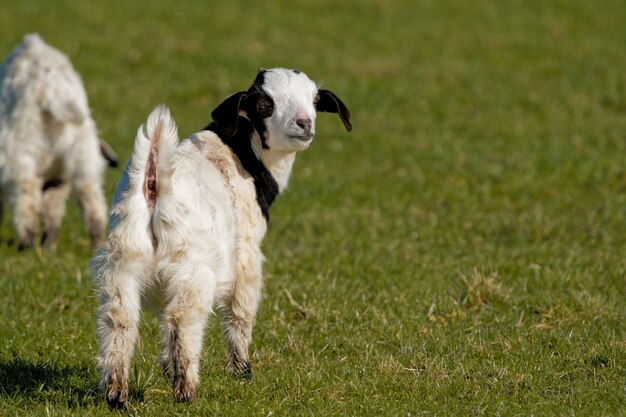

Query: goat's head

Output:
[211, 68, 352, 151]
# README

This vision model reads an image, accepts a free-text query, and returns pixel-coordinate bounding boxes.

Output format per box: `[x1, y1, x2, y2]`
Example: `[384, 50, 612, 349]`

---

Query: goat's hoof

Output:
[240, 361, 252, 379]
[104, 377, 128, 409]
[41, 231, 59, 250]
[105, 388, 128, 410]
[230, 360, 252, 379]
[89, 227, 106, 250]
[17, 234, 35, 251]
[173, 381, 196, 403]
[172, 370, 196, 403]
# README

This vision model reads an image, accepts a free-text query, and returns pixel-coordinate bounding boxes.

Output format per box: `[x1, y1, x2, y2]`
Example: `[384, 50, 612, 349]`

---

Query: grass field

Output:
[2, 0, 626, 415]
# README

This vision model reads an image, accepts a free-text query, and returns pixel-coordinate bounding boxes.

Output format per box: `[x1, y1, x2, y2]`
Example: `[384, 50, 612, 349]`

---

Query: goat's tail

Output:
[128, 105, 179, 216]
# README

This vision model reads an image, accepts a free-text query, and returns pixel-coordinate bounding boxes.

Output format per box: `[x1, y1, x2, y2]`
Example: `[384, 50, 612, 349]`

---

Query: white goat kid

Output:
[0, 34, 116, 249]
[92, 68, 351, 408]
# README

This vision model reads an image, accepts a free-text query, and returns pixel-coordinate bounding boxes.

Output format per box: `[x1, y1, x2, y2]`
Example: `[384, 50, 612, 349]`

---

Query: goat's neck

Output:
[251, 133, 296, 193]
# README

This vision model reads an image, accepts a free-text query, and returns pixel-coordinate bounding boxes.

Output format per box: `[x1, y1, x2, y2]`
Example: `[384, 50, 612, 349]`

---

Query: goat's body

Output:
[0, 34, 107, 248]
[93, 108, 268, 405]
[103, 128, 263, 305]
[93, 69, 351, 408]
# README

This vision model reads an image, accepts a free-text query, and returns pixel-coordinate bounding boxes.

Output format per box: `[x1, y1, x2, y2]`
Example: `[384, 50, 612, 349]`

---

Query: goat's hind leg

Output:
[160, 258, 216, 403]
[93, 249, 149, 409]
[74, 178, 107, 249]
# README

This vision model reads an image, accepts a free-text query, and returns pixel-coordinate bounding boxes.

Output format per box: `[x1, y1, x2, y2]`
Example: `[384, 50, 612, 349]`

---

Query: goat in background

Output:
[0, 34, 117, 250]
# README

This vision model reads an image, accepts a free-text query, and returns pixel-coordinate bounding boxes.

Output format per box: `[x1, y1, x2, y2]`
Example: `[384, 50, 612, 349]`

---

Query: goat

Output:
[0, 34, 117, 250]
[91, 68, 351, 408]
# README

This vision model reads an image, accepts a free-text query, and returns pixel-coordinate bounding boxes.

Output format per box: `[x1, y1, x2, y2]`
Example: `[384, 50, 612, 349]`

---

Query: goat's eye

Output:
[256, 98, 274, 117]
[313, 93, 320, 106]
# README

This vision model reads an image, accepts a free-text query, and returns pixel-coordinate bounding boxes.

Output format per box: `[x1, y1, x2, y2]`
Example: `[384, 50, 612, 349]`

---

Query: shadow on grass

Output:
[0, 354, 144, 408]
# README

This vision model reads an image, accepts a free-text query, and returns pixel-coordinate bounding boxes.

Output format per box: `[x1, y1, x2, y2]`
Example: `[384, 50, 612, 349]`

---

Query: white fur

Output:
[0, 34, 108, 249]
[92, 68, 347, 407]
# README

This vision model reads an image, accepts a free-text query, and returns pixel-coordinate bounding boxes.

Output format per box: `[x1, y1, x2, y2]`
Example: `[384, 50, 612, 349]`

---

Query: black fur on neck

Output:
[204, 117, 279, 223]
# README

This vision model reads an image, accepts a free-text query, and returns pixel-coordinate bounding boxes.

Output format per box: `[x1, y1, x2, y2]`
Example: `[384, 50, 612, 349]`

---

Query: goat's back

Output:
[107, 126, 240, 288]
[0, 34, 102, 184]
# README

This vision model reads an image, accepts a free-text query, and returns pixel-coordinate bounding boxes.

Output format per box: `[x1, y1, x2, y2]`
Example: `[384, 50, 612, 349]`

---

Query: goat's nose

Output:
[296, 118, 312, 131]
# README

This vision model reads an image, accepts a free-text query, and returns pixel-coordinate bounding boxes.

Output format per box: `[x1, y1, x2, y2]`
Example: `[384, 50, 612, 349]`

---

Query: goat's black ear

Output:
[211, 91, 247, 136]
[315, 89, 352, 132]
[99, 139, 118, 168]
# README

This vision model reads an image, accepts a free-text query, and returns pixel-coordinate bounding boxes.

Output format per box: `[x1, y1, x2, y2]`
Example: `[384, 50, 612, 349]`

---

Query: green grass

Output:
[2, 0, 626, 415]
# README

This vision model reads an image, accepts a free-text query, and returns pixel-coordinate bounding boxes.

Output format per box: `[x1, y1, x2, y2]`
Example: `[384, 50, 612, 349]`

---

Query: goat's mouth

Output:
[287, 134, 314, 141]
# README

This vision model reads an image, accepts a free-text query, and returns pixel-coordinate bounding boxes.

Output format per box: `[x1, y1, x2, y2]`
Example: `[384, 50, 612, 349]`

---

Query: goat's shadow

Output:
[0, 355, 145, 408]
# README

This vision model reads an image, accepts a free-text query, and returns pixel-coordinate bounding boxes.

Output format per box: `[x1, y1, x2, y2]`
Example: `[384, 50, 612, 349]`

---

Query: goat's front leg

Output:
[9, 177, 43, 250]
[94, 251, 147, 409]
[160, 259, 216, 403]
[41, 180, 71, 249]
[222, 250, 263, 378]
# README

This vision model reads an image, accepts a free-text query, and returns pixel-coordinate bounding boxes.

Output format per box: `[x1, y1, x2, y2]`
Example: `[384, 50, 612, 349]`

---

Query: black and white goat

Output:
[0, 34, 117, 250]
[92, 68, 351, 408]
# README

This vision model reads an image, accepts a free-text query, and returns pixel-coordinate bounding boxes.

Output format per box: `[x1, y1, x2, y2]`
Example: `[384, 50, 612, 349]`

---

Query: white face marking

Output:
[257, 68, 319, 152]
